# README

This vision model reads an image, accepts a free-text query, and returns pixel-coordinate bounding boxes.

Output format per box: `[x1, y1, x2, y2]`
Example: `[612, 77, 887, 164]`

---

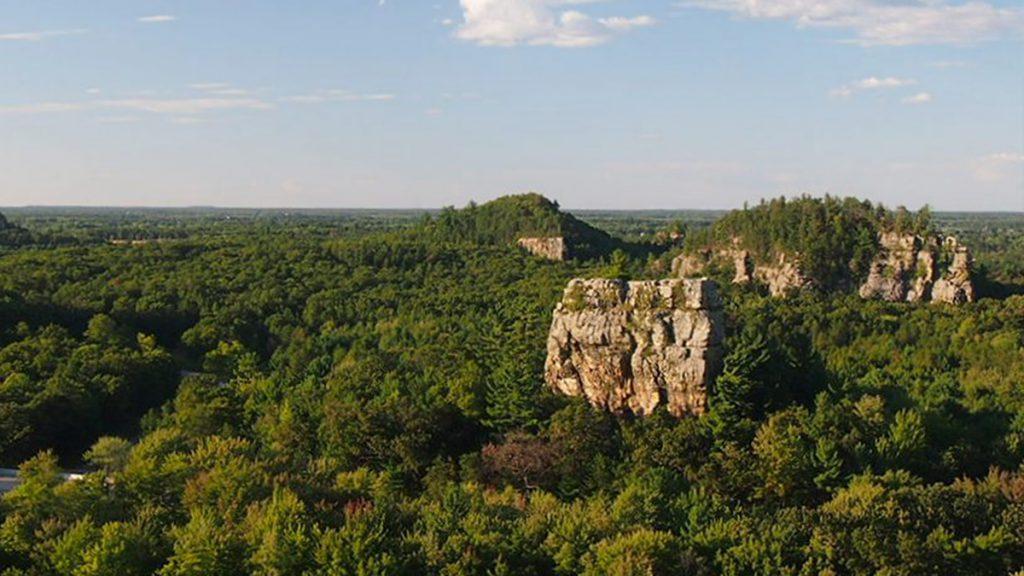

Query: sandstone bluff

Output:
[544, 278, 724, 417]
[516, 237, 567, 261]
[859, 233, 975, 304]
[675, 232, 975, 304]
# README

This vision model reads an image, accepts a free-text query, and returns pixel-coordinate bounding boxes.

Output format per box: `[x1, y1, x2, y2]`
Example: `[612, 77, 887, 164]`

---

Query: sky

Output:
[0, 0, 1021, 211]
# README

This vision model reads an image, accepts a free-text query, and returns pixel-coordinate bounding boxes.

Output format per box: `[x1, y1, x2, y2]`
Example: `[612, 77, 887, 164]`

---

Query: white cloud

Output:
[0, 29, 87, 41]
[830, 76, 916, 97]
[902, 92, 932, 104]
[169, 116, 206, 125]
[0, 88, 395, 118]
[0, 97, 273, 116]
[0, 102, 90, 114]
[189, 84, 252, 96]
[208, 88, 251, 96]
[96, 116, 139, 124]
[281, 89, 396, 104]
[973, 152, 1024, 182]
[678, 0, 1024, 46]
[929, 59, 969, 69]
[99, 98, 272, 114]
[138, 15, 177, 23]
[456, 0, 656, 47]
[599, 15, 657, 32]
[190, 83, 231, 91]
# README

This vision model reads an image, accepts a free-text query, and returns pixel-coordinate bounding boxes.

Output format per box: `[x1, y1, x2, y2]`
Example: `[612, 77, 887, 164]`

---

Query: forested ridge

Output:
[1, 195, 1024, 575]
[683, 196, 936, 290]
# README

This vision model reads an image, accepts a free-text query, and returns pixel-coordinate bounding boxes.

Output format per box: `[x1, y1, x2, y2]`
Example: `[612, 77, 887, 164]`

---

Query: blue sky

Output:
[0, 0, 1021, 210]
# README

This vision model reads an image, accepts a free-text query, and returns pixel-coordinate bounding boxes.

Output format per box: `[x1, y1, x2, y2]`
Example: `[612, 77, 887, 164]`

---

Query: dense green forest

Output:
[682, 196, 940, 291]
[1, 195, 1024, 575]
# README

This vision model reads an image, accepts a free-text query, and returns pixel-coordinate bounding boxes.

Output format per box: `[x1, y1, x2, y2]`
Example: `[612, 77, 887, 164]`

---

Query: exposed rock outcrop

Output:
[930, 239, 975, 304]
[674, 246, 810, 297]
[517, 237, 567, 261]
[545, 278, 724, 417]
[677, 232, 975, 304]
[753, 252, 812, 297]
[859, 233, 975, 304]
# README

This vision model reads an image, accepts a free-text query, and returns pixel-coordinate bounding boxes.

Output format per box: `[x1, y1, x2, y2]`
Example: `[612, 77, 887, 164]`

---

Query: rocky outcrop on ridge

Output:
[859, 233, 975, 304]
[677, 233, 975, 304]
[673, 246, 811, 297]
[517, 237, 567, 261]
[544, 278, 724, 417]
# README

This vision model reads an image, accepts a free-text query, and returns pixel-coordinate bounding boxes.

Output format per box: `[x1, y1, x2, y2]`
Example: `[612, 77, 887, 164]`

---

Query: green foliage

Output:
[0, 201, 1023, 575]
[0, 318, 176, 464]
[314, 504, 406, 576]
[581, 528, 679, 576]
[159, 508, 248, 576]
[684, 195, 936, 290]
[244, 488, 315, 576]
[84, 437, 133, 475]
[424, 193, 622, 259]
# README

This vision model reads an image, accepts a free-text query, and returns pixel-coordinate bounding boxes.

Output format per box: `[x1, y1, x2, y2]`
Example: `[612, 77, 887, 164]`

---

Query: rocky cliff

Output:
[677, 233, 975, 304]
[517, 237, 567, 261]
[858, 233, 975, 304]
[673, 245, 811, 297]
[545, 278, 724, 417]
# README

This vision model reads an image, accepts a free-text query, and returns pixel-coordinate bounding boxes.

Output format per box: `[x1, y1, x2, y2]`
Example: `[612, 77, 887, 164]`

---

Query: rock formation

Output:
[545, 278, 724, 417]
[928, 239, 975, 304]
[859, 233, 975, 304]
[673, 246, 810, 297]
[677, 233, 975, 304]
[517, 237, 567, 261]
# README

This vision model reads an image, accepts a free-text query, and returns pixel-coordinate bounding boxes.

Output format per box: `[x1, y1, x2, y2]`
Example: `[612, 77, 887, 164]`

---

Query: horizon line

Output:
[3, 204, 1024, 215]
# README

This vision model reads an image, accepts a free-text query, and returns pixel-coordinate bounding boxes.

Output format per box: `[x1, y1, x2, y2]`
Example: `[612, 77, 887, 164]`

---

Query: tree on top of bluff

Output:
[423, 193, 622, 259]
[684, 195, 935, 290]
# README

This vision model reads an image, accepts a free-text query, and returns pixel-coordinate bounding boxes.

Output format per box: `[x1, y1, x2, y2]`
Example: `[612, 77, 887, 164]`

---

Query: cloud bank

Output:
[830, 76, 916, 97]
[0, 29, 87, 41]
[679, 0, 1024, 46]
[456, 0, 656, 47]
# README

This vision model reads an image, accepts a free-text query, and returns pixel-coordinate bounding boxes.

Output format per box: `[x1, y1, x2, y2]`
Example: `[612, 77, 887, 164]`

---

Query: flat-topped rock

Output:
[544, 278, 724, 417]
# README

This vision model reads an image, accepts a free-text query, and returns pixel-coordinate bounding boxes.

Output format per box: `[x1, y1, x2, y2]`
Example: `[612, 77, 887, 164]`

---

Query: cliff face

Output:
[545, 278, 724, 417]
[677, 233, 975, 304]
[517, 237, 567, 261]
[673, 245, 811, 297]
[932, 245, 975, 304]
[859, 233, 975, 304]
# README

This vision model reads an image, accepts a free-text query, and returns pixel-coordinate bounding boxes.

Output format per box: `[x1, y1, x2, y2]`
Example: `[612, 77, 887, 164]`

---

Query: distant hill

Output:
[423, 193, 622, 259]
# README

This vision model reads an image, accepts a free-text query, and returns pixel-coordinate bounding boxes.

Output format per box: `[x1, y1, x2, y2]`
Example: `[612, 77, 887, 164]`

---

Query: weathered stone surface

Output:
[932, 240, 975, 304]
[674, 247, 810, 297]
[517, 237, 567, 261]
[677, 232, 975, 304]
[859, 233, 975, 304]
[544, 278, 724, 417]
[754, 252, 811, 297]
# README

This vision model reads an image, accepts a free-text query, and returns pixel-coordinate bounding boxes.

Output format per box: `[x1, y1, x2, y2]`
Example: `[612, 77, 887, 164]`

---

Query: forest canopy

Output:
[683, 195, 937, 289]
[0, 197, 1023, 575]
